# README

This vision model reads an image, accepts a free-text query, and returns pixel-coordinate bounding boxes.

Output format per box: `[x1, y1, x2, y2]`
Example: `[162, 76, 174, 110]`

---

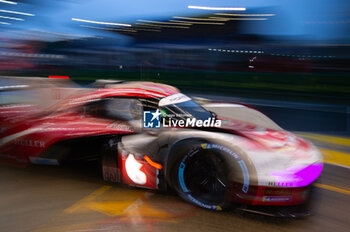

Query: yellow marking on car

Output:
[319, 148, 350, 168]
[314, 183, 350, 196]
[64, 185, 112, 213]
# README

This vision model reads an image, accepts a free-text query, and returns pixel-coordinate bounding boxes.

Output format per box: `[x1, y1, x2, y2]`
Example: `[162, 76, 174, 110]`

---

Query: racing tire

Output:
[169, 140, 235, 211]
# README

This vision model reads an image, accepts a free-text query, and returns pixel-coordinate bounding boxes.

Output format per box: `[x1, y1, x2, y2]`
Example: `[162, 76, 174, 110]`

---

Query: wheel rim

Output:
[179, 149, 228, 206]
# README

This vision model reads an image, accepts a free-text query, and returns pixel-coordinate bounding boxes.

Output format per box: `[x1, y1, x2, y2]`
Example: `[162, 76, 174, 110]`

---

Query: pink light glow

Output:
[269, 163, 323, 187]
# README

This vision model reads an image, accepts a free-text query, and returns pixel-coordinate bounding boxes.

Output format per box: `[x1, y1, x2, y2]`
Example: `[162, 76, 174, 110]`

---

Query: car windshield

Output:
[159, 93, 212, 121]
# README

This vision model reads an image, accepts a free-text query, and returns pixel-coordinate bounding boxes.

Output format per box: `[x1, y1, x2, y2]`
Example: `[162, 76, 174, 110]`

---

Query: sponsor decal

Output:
[107, 122, 133, 131]
[268, 181, 294, 187]
[29, 157, 59, 165]
[264, 188, 293, 196]
[102, 166, 120, 183]
[262, 196, 292, 202]
[14, 139, 45, 148]
[102, 148, 120, 183]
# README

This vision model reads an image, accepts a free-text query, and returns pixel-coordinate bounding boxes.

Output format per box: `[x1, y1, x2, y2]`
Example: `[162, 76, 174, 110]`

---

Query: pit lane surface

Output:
[0, 140, 350, 232]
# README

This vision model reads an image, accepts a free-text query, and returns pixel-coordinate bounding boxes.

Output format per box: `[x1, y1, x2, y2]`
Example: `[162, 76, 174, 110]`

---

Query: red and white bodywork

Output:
[0, 77, 322, 212]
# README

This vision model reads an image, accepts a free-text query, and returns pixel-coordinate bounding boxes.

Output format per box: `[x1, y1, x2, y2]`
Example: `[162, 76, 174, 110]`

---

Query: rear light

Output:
[125, 154, 147, 185]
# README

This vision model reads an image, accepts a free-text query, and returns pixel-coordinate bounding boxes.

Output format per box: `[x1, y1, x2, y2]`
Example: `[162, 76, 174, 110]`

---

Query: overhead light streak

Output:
[0, 21, 10, 25]
[214, 13, 275, 17]
[134, 24, 168, 31]
[210, 17, 268, 21]
[0, 15, 23, 21]
[170, 20, 225, 25]
[80, 25, 136, 32]
[135, 24, 164, 28]
[135, 23, 189, 29]
[137, 19, 191, 26]
[0, 9, 34, 16]
[188, 5, 246, 11]
[228, 18, 267, 20]
[173, 16, 228, 21]
[137, 28, 161, 32]
[0, 85, 28, 90]
[72, 18, 131, 27]
[209, 17, 236, 21]
[0, 0, 17, 5]
[209, 48, 264, 54]
[36, 29, 97, 38]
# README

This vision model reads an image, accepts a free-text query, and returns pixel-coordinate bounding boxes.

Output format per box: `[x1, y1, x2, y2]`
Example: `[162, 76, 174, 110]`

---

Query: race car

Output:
[0, 76, 323, 216]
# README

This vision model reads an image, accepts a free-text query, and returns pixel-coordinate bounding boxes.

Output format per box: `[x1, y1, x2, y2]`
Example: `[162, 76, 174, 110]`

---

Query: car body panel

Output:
[0, 77, 323, 207]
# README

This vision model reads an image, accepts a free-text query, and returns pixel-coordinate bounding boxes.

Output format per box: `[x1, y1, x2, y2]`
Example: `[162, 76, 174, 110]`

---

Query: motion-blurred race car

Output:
[0, 76, 323, 216]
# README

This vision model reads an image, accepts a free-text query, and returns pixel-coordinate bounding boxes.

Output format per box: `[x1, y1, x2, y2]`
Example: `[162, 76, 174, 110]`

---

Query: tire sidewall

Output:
[169, 140, 247, 210]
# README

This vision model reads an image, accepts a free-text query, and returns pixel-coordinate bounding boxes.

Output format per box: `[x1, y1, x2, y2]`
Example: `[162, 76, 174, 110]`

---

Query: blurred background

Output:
[0, 1, 349, 91]
[0, 0, 349, 131]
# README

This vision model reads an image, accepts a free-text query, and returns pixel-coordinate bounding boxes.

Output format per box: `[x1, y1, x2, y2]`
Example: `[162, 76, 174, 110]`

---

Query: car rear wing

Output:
[0, 76, 81, 108]
[0, 76, 78, 91]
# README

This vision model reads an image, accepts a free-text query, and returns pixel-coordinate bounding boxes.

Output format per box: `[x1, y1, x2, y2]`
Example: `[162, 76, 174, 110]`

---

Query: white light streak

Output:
[188, 5, 246, 11]
[0, 15, 23, 20]
[136, 23, 189, 29]
[35, 29, 95, 38]
[212, 17, 268, 21]
[80, 24, 136, 32]
[0, 21, 10, 25]
[208, 48, 264, 54]
[137, 19, 191, 25]
[0, 84, 28, 90]
[214, 13, 275, 16]
[170, 20, 224, 25]
[0, 0, 17, 5]
[72, 18, 131, 27]
[137, 28, 161, 32]
[173, 16, 229, 21]
[231, 18, 267, 20]
[0, 9, 34, 16]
